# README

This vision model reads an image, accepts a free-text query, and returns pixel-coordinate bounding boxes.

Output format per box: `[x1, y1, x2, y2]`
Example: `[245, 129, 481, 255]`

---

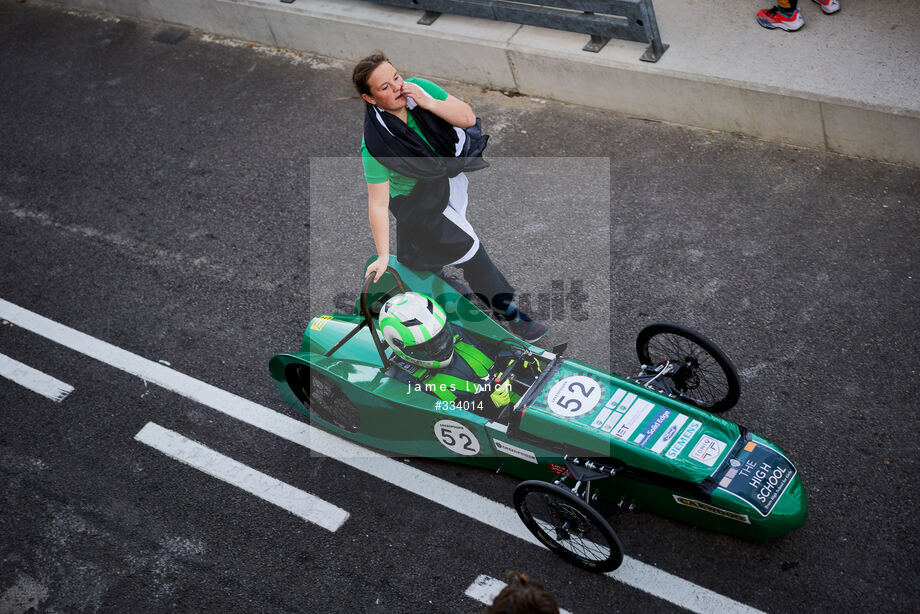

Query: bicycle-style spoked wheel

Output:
[513, 481, 623, 572]
[285, 365, 361, 433]
[636, 323, 740, 413]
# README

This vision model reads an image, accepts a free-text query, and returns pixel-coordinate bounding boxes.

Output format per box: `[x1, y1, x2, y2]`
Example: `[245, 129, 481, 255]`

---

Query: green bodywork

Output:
[269, 257, 807, 542]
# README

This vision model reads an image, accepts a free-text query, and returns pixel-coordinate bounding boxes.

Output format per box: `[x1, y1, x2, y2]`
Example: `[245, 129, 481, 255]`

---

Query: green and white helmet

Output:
[379, 292, 453, 369]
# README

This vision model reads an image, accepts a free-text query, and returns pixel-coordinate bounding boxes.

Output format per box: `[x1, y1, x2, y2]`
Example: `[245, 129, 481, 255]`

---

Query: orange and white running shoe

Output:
[756, 6, 805, 31]
[812, 0, 841, 14]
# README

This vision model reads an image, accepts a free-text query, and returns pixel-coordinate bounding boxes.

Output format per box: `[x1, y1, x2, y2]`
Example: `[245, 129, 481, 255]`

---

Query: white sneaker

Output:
[757, 7, 805, 32]
[812, 0, 841, 14]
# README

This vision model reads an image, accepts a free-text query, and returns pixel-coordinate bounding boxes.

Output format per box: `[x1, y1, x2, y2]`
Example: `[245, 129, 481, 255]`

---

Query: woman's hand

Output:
[365, 256, 389, 283]
[402, 82, 475, 128]
[401, 81, 432, 110]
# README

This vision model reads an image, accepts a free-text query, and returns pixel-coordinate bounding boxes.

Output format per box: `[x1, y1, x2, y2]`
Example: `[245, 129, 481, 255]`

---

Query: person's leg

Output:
[457, 246, 548, 342]
[432, 267, 472, 297]
[757, 0, 804, 30]
[456, 245, 514, 314]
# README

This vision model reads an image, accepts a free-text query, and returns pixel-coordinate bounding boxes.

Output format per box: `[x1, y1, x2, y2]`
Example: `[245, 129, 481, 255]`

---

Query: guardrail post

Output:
[637, 0, 669, 62]
[418, 10, 441, 25]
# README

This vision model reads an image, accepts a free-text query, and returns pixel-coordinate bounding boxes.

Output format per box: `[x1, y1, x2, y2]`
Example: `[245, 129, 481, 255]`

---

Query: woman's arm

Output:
[365, 181, 391, 281]
[402, 81, 475, 129]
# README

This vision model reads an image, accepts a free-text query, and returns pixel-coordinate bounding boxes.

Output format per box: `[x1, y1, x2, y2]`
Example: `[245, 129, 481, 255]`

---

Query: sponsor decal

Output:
[603, 389, 627, 410]
[433, 420, 480, 456]
[672, 495, 751, 524]
[633, 408, 672, 447]
[717, 441, 797, 516]
[546, 375, 603, 418]
[548, 463, 568, 476]
[601, 408, 625, 432]
[665, 420, 702, 459]
[599, 393, 636, 434]
[689, 435, 727, 466]
[591, 407, 613, 429]
[309, 314, 333, 331]
[651, 414, 688, 454]
[615, 392, 636, 413]
[493, 439, 538, 464]
[613, 399, 655, 440]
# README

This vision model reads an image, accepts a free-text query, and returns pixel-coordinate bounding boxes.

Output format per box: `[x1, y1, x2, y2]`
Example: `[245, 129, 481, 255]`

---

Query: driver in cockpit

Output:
[378, 292, 541, 413]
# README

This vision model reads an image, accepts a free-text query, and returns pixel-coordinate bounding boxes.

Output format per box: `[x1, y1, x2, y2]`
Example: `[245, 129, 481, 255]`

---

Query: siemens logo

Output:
[665, 420, 702, 459]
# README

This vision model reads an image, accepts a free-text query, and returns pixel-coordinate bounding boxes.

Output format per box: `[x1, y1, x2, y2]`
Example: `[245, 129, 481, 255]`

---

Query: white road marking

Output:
[0, 353, 73, 402]
[465, 574, 572, 613]
[134, 422, 348, 532]
[0, 297, 765, 614]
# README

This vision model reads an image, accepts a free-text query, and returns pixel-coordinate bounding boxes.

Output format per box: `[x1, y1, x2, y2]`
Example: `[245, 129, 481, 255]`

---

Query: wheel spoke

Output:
[523, 491, 612, 563]
[643, 330, 734, 409]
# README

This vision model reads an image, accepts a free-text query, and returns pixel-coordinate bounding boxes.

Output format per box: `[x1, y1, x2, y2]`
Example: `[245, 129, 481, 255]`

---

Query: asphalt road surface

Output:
[1, 2, 918, 613]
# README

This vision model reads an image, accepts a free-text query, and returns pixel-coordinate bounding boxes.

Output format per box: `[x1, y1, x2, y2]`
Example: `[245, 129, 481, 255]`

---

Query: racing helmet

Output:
[379, 292, 454, 369]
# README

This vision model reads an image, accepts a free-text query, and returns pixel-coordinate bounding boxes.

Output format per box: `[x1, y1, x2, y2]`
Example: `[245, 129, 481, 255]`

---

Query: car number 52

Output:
[546, 375, 603, 418]
[434, 420, 481, 456]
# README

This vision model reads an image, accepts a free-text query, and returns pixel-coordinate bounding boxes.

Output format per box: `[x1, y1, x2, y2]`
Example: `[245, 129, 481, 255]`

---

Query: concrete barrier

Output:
[40, 0, 920, 167]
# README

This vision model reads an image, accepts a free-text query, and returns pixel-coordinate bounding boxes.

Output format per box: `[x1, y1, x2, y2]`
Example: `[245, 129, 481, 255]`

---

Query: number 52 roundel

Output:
[434, 420, 481, 456]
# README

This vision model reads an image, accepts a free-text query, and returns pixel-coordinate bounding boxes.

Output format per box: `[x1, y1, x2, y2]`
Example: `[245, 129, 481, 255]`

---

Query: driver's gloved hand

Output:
[490, 381, 512, 407]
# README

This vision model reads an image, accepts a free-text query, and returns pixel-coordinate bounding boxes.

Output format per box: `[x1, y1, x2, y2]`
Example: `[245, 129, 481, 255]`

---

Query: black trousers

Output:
[445, 245, 515, 315]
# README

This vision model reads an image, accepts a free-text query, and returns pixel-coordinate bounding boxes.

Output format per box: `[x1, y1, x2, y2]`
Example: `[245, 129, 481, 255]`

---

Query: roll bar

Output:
[323, 267, 408, 366]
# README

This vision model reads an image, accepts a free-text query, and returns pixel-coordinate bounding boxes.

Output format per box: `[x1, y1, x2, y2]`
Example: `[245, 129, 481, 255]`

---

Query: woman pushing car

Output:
[352, 51, 547, 342]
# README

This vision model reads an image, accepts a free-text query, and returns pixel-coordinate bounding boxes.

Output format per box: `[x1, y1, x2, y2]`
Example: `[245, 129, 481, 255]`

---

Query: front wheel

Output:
[513, 481, 624, 572]
[636, 323, 740, 413]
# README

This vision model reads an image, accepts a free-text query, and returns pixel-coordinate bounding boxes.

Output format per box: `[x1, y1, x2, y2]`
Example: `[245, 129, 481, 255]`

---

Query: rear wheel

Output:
[285, 365, 361, 433]
[513, 481, 623, 572]
[636, 323, 740, 412]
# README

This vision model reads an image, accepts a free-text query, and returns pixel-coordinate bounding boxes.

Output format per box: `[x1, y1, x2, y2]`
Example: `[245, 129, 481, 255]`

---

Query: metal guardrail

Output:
[368, 0, 668, 62]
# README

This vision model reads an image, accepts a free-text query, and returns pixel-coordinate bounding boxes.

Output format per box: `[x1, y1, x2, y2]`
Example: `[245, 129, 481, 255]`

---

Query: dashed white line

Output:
[134, 422, 349, 532]
[0, 297, 766, 614]
[464, 574, 504, 606]
[465, 574, 572, 613]
[0, 353, 74, 402]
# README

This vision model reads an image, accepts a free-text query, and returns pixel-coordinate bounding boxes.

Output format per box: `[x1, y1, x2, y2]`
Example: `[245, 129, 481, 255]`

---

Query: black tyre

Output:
[285, 365, 361, 433]
[513, 481, 624, 572]
[636, 322, 740, 413]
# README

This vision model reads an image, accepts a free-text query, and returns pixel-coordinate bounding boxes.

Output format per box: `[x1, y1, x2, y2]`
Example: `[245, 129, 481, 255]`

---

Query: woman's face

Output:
[362, 62, 406, 111]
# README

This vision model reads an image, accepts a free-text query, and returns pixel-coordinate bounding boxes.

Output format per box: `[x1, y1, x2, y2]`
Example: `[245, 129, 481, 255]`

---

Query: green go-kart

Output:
[269, 258, 807, 572]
